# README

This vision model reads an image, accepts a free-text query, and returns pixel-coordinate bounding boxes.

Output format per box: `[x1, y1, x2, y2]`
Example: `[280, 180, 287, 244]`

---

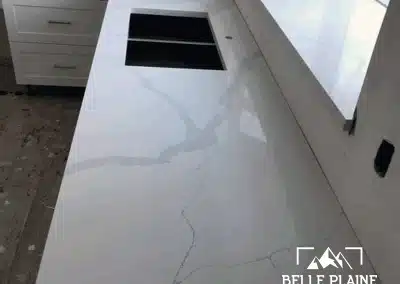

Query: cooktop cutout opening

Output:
[126, 12, 225, 70]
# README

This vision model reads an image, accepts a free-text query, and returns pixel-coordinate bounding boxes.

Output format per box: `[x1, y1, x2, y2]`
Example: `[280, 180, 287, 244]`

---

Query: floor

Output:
[0, 11, 82, 284]
[261, 0, 388, 119]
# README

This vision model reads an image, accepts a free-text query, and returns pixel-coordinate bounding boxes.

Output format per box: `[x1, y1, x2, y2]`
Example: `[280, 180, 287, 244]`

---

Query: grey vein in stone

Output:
[172, 210, 196, 284]
[65, 52, 263, 175]
[174, 210, 353, 283]
[175, 246, 291, 284]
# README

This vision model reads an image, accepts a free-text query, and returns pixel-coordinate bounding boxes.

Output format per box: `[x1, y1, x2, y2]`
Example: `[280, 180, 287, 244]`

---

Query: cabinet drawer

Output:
[11, 42, 95, 87]
[5, 5, 105, 45]
[2, 0, 107, 10]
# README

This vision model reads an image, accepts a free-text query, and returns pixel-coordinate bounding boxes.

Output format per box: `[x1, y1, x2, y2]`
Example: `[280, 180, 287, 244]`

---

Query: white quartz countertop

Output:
[36, 0, 375, 283]
[262, 0, 387, 119]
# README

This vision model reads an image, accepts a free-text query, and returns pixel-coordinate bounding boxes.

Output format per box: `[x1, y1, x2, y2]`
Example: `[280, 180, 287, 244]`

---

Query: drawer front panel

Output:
[11, 42, 95, 87]
[3, 0, 107, 10]
[9, 5, 105, 45]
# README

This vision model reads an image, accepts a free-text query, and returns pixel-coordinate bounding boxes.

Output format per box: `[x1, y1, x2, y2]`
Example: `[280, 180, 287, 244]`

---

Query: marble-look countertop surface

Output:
[262, 0, 387, 119]
[36, 0, 376, 283]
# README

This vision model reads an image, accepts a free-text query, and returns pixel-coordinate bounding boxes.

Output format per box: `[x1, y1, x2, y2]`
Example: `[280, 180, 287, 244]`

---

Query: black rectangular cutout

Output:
[125, 40, 224, 70]
[374, 139, 395, 178]
[128, 14, 215, 43]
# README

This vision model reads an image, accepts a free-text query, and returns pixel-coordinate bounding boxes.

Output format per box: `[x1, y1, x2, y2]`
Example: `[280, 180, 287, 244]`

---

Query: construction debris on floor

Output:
[0, 91, 82, 283]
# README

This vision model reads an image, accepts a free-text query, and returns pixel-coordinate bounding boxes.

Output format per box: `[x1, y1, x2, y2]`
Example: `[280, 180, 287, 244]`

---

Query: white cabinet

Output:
[2, 0, 106, 87]
[10, 42, 95, 86]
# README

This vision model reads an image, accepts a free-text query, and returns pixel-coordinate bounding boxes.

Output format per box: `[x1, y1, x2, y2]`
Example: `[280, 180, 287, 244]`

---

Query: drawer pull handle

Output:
[54, 64, 77, 70]
[48, 20, 72, 25]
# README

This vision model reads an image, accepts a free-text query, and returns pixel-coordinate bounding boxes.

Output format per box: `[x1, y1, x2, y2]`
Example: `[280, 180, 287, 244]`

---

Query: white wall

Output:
[340, 1, 400, 281]
[235, 0, 400, 283]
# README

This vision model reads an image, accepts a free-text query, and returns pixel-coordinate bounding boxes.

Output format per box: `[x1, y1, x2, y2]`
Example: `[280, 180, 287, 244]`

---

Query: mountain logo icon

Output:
[307, 247, 353, 270]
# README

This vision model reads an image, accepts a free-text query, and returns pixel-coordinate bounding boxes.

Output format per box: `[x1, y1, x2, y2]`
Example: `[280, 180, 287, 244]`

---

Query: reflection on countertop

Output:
[261, 0, 388, 119]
